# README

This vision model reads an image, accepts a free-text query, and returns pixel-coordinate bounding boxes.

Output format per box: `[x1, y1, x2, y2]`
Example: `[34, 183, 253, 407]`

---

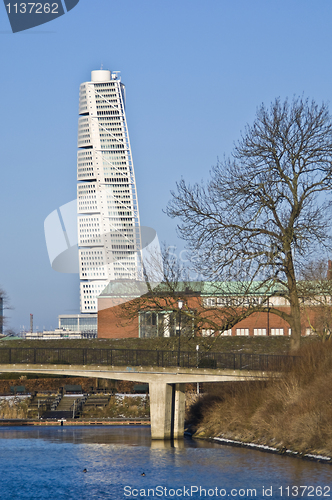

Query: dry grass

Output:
[0, 398, 29, 419]
[81, 395, 150, 419]
[188, 340, 332, 456]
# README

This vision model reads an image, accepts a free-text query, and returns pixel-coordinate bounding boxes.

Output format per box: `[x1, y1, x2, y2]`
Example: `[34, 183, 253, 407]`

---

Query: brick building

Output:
[97, 279, 323, 339]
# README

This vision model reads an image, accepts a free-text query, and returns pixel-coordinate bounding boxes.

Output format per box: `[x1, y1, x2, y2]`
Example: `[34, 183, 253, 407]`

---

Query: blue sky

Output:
[1, 0, 332, 331]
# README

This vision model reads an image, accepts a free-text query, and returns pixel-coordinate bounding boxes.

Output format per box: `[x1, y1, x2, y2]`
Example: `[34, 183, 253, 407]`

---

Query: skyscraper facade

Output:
[77, 69, 142, 313]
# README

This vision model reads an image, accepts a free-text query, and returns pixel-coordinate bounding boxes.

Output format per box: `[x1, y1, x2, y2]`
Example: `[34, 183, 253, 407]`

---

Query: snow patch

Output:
[212, 437, 332, 461]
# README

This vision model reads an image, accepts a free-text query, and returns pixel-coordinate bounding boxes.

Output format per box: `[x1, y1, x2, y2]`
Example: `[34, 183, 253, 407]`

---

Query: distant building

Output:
[58, 314, 97, 337]
[24, 314, 97, 340]
[55, 68, 142, 333]
[24, 329, 83, 340]
[77, 69, 142, 315]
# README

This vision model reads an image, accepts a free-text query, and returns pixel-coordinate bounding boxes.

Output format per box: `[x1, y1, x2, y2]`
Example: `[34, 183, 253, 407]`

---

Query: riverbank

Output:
[0, 391, 150, 420]
[187, 340, 332, 458]
[211, 437, 332, 463]
[187, 433, 332, 464]
[0, 418, 150, 426]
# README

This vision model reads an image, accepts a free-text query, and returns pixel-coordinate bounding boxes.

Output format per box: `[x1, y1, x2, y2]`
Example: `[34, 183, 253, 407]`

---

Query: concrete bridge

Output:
[0, 348, 292, 439]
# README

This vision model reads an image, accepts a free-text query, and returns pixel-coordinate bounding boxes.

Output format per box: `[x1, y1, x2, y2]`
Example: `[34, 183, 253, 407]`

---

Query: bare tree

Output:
[117, 244, 282, 346]
[167, 97, 332, 350]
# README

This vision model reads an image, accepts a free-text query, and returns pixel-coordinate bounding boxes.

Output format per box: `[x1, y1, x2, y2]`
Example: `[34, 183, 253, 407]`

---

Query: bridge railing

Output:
[0, 348, 297, 371]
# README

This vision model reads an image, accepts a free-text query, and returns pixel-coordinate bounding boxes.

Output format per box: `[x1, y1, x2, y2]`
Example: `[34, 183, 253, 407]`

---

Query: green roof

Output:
[99, 280, 150, 298]
[99, 279, 288, 298]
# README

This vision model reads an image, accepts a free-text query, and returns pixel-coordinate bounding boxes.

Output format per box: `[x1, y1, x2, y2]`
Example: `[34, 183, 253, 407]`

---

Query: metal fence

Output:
[0, 348, 298, 371]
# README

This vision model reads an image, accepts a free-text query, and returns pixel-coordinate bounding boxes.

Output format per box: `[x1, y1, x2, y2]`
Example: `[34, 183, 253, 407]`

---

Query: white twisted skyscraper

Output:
[77, 69, 142, 313]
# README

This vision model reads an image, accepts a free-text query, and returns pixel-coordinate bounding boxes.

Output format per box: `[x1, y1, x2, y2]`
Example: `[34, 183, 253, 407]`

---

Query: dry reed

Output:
[188, 340, 332, 456]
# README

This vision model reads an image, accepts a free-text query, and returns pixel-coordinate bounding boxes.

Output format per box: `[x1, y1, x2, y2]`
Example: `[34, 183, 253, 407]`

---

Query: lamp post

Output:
[196, 344, 199, 368]
[177, 300, 183, 367]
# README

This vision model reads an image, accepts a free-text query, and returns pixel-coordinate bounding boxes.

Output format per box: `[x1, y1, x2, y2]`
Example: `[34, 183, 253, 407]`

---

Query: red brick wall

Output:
[98, 302, 139, 338]
[232, 311, 291, 335]
[97, 296, 317, 338]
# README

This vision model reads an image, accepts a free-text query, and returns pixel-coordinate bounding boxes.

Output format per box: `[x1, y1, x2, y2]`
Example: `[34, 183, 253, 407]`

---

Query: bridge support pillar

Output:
[149, 382, 185, 440]
[173, 383, 185, 439]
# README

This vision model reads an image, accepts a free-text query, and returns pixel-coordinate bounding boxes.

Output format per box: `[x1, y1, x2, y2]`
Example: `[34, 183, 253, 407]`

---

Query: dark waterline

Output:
[0, 426, 330, 500]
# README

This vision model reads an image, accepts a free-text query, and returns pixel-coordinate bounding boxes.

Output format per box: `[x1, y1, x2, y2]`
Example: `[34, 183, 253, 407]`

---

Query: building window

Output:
[203, 298, 216, 307]
[202, 329, 214, 337]
[236, 328, 249, 336]
[270, 328, 284, 336]
[139, 310, 194, 339]
[253, 328, 266, 336]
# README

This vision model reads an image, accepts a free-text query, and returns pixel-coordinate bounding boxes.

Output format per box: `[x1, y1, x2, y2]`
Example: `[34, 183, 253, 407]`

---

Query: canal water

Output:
[0, 426, 330, 499]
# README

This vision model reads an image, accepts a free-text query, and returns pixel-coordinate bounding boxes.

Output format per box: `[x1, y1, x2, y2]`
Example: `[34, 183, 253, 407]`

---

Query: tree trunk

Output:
[286, 252, 302, 352]
[289, 299, 301, 351]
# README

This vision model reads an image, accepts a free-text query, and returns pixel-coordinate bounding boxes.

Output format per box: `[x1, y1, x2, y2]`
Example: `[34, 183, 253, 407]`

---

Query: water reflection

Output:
[150, 439, 185, 449]
[0, 425, 152, 446]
